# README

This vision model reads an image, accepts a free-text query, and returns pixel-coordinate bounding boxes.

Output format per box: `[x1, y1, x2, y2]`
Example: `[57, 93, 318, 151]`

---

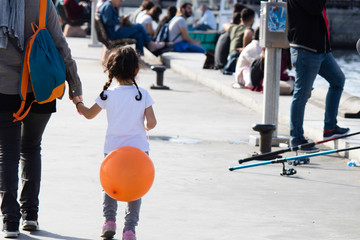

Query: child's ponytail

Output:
[133, 80, 142, 101]
[100, 75, 113, 100]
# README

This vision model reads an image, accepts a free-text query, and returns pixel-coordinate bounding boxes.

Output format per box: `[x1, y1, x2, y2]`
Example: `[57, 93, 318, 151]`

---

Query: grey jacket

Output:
[0, 0, 82, 97]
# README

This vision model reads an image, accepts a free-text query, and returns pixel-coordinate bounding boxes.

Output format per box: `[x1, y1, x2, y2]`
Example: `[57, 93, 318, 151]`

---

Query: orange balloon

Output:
[100, 146, 155, 202]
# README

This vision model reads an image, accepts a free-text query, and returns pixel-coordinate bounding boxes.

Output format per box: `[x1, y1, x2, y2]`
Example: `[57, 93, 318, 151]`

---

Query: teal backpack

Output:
[13, 0, 66, 122]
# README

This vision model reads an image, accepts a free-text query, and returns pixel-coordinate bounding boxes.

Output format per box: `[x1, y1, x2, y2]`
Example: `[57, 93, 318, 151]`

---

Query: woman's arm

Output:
[145, 106, 157, 130]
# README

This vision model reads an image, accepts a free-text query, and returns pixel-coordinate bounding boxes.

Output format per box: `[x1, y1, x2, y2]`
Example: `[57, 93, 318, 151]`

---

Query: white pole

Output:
[262, 0, 281, 137]
[89, 0, 102, 47]
[262, 47, 281, 136]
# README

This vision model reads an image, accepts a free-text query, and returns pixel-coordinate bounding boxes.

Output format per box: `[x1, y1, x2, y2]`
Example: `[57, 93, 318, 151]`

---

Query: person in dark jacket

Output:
[287, 0, 349, 150]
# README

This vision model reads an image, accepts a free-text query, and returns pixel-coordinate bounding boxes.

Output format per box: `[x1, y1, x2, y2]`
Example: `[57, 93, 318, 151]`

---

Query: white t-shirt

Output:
[95, 85, 154, 154]
[136, 13, 153, 34]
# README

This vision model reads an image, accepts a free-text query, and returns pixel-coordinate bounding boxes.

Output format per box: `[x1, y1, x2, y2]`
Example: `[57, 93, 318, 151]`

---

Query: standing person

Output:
[222, 7, 255, 75]
[0, 0, 82, 238]
[287, 0, 349, 150]
[72, 46, 156, 240]
[97, 0, 164, 55]
[168, 2, 206, 53]
[192, 4, 217, 31]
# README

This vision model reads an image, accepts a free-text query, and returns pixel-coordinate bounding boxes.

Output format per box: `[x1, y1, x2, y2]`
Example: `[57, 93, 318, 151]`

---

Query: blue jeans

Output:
[173, 41, 206, 53]
[290, 48, 345, 142]
[113, 24, 151, 55]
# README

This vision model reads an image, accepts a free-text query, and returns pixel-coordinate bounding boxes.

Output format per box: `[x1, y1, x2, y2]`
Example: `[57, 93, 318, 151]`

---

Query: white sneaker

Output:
[2, 230, 20, 238]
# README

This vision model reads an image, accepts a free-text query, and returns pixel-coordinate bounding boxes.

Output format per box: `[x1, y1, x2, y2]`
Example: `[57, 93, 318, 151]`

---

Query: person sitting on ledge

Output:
[191, 4, 217, 31]
[97, 0, 164, 55]
[168, 2, 205, 53]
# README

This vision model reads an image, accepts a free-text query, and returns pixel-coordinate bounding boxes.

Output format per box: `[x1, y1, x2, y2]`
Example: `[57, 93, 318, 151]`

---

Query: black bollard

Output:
[252, 124, 276, 154]
[150, 65, 169, 90]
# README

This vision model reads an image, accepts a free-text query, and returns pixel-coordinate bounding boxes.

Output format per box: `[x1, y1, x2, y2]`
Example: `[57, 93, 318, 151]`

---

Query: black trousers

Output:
[0, 112, 51, 223]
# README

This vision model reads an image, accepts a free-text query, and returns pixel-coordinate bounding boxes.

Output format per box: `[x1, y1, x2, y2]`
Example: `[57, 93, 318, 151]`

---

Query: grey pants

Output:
[102, 192, 141, 232]
[102, 151, 149, 231]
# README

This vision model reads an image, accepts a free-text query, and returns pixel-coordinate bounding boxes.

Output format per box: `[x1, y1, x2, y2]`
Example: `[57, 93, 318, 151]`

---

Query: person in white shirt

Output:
[192, 5, 217, 30]
[73, 46, 156, 240]
[234, 27, 262, 88]
[136, 5, 162, 38]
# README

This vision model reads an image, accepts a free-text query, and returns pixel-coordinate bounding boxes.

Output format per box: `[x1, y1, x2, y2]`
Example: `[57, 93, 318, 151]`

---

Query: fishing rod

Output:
[229, 145, 360, 176]
[237, 131, 360, 164]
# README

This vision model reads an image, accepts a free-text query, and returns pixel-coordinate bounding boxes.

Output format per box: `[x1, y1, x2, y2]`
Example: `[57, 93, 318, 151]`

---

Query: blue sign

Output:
[268, 6, 286, 32]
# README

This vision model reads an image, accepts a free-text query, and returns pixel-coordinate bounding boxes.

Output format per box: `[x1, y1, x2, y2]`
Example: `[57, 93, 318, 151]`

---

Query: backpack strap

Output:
[39, 0, 48, 29]
[13, 0, 48, 122]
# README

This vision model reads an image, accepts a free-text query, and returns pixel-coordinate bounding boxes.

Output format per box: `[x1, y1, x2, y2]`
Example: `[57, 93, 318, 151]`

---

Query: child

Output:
[73, 46, 157, 240]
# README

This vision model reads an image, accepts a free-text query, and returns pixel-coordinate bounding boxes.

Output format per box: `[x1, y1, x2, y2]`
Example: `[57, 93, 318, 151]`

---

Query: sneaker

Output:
[2, 221, 20, 238]
[22, 220, 39, 231]
[323, 126, 350, 140]
[123, 230, 136, 240]
[291, 137, 319, 153]
[148, 41, 165, 52]
[101, 220, 116, 239]
[232, 82, 241, 89]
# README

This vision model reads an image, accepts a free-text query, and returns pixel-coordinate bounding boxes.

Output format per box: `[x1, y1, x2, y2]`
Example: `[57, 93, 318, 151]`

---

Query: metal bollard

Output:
[252, 124, 276, 154]
[150, 65, 169, 90]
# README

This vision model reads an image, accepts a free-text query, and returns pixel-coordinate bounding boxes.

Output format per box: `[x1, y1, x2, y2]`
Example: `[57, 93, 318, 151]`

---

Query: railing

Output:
[235, 0, 360, 9]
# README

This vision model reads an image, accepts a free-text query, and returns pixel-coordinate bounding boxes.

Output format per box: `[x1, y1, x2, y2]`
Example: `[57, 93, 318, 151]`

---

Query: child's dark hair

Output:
[100, 46, 142, 101]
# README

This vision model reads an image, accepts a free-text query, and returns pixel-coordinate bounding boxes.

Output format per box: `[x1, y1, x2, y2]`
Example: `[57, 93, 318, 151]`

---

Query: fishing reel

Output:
[288, 157, 310, 166]
[280, 162, 297, 176]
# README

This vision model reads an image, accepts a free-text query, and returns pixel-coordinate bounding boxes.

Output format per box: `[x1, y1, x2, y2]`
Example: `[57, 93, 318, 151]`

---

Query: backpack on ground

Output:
[13, 0, 66, 122]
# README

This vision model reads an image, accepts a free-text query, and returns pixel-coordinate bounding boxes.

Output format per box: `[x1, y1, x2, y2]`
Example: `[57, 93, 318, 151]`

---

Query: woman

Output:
[0, 0, 82, 237]
[136, 5, 162, 38]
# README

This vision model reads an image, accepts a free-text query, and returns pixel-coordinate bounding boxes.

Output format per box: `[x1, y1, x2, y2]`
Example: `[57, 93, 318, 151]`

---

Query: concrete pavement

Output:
[11, 37, 360, 240]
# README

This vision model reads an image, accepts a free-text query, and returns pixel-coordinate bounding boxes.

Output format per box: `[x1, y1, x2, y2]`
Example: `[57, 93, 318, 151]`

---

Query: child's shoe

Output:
[123, 229, 136, 240]
[101, 220, 116, 239]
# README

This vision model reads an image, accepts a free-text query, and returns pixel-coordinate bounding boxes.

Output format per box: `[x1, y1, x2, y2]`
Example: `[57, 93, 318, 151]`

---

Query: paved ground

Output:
[9, 38, 360, 240]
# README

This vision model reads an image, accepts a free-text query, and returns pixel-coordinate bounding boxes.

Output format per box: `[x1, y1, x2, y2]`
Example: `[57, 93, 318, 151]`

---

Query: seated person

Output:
[214, 3, 245, 69]
[136, 5, 162, 38]
[234, 27, 262, 89]
[98, 0, 164, 55]
[247, 48, 295, 93]
[192, 5, 217, 31]
[131, 0, 155, 24]
[222, 8, 255, 75]
[64, 0, 91, 22]
[168, 2, 205, 53]
[154, 5, 177, 41]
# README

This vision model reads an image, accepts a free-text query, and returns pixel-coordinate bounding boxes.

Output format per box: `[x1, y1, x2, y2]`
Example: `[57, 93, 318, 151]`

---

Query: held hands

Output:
[72, 96, 82, 105]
